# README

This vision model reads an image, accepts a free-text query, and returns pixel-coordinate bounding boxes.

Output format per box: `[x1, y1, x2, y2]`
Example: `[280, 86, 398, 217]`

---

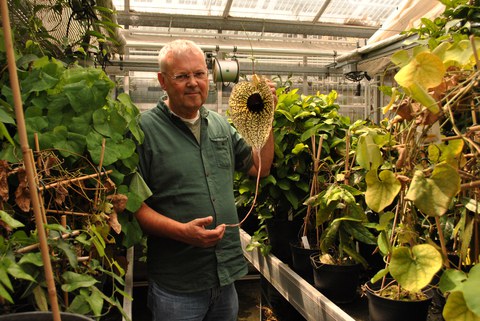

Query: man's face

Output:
[158, 49, 209, 118]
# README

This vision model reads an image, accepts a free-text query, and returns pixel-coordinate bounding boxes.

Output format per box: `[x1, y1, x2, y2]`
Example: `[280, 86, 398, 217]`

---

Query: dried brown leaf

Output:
[108, 211, 122, 234]
[55, 184, 69, 206]
[15, 168, 30, 212]
[109, 194, 128, 214]
[0, 160, 9, 202]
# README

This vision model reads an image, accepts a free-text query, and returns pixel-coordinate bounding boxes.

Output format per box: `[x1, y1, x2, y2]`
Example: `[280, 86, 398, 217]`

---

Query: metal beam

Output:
[105, 59, 336, 76]
[116, 11, 377, 38]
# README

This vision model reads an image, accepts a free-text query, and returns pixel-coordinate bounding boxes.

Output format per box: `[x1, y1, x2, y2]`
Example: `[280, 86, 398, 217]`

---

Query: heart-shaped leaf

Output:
[405, 162, 460, 217]
[389, 244, 442, 293]
[442, 291, 480, 321]
[365, 169, 401, 213]
[395, 51, 446, 89]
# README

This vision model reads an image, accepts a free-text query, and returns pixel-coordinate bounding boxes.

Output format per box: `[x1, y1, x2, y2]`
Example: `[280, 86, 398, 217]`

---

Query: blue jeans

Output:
[147, 280, 239, 321]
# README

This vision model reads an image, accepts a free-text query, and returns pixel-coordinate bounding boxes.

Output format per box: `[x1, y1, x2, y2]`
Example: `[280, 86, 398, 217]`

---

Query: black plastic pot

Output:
[266, 217, 302, 265]
[0, 312, 94, 321]
[289, 242, 319, 284]
[364, 281, 434, 321]
[310, 253, 361, 304]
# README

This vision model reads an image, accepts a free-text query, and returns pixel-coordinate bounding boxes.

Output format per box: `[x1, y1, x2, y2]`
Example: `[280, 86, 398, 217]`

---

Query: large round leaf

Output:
[463, 265, 480, 317]
[365, 169, 401, 213]
[394, 51, 446, 89]
[389, 244, 442, 293]
[405, 162, 460, 217]
[443, 291, 480, 321]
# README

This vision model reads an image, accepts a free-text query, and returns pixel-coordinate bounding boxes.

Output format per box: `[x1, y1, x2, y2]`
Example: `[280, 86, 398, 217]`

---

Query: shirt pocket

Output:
[210, 136, 232, 169]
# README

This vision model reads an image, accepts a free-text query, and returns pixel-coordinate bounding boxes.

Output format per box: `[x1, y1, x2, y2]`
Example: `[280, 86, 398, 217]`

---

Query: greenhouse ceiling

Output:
[109, 0, 445, 74]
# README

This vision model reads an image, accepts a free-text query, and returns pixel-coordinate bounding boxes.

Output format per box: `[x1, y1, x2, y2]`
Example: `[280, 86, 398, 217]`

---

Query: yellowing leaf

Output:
[443, 291, 480, 321]
[389, 244, 442, 293]
[428, 139, 465, 167]
[405, 163, 460, 217]
[382, 87, 398, 114]
[356, 133, 383, 170]
[406, 82, 440, 114]
[395, 51, 446, 89]
[444, 40, 476, 68]
[365, 170, 401, 213]
[391, 49, 411, 68]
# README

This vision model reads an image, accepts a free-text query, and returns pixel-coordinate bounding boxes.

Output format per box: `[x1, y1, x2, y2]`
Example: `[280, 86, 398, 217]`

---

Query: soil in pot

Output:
[310, 253, 361, 304]
[364, 280, 434, 321]
[290, 241, 319, 284]
[0, 312, 94, 321]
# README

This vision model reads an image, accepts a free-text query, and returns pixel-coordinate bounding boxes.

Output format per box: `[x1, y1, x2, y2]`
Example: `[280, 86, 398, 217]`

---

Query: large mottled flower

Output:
[228, 74, 274, 149]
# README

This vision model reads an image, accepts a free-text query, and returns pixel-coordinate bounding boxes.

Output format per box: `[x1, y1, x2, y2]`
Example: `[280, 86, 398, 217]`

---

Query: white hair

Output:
[158, 40, 205, 72]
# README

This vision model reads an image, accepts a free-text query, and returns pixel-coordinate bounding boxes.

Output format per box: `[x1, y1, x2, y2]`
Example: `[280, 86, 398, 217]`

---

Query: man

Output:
[135, 39, 275, 321]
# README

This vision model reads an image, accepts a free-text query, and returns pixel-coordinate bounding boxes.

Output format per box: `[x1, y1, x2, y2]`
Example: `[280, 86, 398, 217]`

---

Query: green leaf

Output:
[33, 285, 48, 311]
[0, 265, 13, 292]
[389, 244, 442, 292]
[343, 220, 376, 245]
[0, 210, 25, 229]
[6, 260, 36, 282]
[370, 267, 390, 284]
[86, 287, 104, 317]
[377, 231, 390, 256]
[405, 162, 461, 217]
[365, 170, 401, 213]
[55, 239, 78, 268]
[462, 265, 480, 317]
[67, 293, 91, 315]
[93, 107, 128, 137]
[0, 282, 13, 303]
[18, 252, 43, 267]
[61, 271, 98, 292]
[356, 133, 383, 170]
[118, 214, 143, 248]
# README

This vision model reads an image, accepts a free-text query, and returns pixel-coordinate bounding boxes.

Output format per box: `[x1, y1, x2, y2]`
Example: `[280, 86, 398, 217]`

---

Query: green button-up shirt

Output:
[137, 101, 252, 293]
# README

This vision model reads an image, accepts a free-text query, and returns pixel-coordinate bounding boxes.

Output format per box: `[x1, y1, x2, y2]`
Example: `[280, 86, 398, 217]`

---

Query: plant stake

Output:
[0, 1, 62, 320]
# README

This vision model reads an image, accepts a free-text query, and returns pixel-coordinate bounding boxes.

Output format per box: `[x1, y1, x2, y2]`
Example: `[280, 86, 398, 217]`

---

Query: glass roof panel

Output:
[318, 0, 406, 26]
[227, 0, 326, 21]
[112, 0, 407, 26]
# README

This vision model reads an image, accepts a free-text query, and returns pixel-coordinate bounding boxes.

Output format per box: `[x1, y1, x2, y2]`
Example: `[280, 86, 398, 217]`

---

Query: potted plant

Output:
[359, 1, 479, 320]
[305, 122, 378, 303]
[0, 1, 149, 319]
[234, 87, 354, 271]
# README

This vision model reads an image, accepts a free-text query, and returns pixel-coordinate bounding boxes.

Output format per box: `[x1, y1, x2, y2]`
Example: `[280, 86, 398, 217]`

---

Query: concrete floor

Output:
[237, 277, 262, 321]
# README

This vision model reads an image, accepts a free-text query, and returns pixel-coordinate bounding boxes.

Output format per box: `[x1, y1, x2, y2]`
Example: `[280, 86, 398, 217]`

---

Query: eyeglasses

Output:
[166, 71, 208, 83]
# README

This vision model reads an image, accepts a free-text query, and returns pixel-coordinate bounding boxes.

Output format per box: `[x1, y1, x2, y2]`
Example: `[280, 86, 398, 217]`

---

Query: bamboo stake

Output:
[39, 170, 113, 191]
[435, 216, 450, 268]
[94, 138, 106, 208]
[46, 209, 91, 216]
[61, 216, 69, 308]
[16, 230, 81, 254]
[1, 2, 61, 319]
[461, 180, 480, 190]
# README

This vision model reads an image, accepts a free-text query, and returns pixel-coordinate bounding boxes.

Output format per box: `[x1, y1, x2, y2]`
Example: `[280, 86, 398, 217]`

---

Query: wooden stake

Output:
[0, 2, 61, 319]
[39, 170, 113, 191]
